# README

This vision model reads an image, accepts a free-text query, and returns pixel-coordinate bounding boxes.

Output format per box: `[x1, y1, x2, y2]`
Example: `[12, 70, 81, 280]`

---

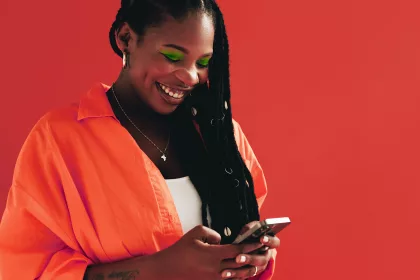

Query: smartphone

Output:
[232, 217, 291, 244]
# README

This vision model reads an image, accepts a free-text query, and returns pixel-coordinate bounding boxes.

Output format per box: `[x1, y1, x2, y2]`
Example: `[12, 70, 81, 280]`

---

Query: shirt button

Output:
[233, 179, 240, 187]
[225, 167, 233, 175]
[191, 107, 197, 116]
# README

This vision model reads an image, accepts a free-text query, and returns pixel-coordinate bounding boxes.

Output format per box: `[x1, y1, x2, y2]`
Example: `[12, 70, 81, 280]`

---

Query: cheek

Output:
[129, 62, 174, 89]
[144, 62, 175, 85]
[199, 70, 209, 84]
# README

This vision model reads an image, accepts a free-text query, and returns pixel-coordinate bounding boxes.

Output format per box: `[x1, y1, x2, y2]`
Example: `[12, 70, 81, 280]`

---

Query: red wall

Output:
[1, 0, 419, 279]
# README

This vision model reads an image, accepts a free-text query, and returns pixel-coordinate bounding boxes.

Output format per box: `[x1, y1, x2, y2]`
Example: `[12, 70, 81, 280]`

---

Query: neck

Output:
[112, 73, 171, 127]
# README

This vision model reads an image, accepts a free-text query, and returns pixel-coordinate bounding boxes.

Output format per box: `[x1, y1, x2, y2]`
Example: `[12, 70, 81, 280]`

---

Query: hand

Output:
[220, 221, 281, 279]
[151, 225, 264, 280]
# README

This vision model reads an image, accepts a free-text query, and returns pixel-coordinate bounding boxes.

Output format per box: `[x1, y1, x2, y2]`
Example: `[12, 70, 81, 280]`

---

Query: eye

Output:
[160, 52, 183, 62]
[197, 57, 211, 68]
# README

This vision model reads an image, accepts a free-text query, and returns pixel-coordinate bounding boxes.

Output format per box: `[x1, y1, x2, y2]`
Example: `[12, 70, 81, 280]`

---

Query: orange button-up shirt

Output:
[0, 83, 276, 279]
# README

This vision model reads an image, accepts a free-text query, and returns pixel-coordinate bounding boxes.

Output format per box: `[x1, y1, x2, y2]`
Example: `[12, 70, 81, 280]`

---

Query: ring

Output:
[252, 266, 258, 277]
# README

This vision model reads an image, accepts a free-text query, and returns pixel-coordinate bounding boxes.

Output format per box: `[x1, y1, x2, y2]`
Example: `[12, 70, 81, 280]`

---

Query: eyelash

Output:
[162, 54, 209, 68]
[197, 62, 209, 69]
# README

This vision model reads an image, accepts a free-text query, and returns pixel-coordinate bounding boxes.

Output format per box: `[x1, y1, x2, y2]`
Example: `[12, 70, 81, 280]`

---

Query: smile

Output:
[156, 82, 187, 99]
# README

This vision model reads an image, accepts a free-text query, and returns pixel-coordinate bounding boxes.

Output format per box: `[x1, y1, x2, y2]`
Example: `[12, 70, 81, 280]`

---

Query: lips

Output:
[156, 82, 189, 99]
[155, 82, 191, 105]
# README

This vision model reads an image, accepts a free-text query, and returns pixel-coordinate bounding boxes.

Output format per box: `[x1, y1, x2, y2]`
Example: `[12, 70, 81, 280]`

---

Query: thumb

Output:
[185, 225, 221, 245]
[239, 221, 260, 235]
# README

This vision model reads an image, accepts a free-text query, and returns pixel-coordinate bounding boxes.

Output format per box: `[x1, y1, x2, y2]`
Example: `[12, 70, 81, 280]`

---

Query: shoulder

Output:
[231, 119, 269, 204]
[22, 102, 77, 137]
[30, 82, 112, 137]
[25, 103, 81, 146]
[232, 119, 242, 138]
[232, 119, 246, 149]
[232, 119, 254, 166]
[37, 103, 80, 130]
[14, 104, 80, 171]
[231, 119, 264, 187]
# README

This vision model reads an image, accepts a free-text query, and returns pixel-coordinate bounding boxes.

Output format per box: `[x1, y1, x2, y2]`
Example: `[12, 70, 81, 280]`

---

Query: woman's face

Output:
[122, 12, 214, 115]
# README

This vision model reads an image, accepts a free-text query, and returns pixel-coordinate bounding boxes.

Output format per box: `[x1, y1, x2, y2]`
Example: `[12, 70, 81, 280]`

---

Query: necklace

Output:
[111, 85, 170, 162]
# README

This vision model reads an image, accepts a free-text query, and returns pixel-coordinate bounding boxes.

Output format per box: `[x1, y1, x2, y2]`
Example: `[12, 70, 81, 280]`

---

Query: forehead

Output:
[142, 13, 215, 53]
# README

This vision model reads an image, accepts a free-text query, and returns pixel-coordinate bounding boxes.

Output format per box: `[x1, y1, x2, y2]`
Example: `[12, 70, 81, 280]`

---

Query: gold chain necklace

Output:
[111, 85, 170, 162]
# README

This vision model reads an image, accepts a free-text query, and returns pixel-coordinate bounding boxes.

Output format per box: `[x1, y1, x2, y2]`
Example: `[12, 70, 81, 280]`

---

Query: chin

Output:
[151, 82, 188, 115]
[154, 104, 180, 115]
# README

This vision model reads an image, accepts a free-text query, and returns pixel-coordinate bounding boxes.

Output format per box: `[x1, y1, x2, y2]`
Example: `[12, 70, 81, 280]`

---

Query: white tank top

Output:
[165, 176, 211, 233]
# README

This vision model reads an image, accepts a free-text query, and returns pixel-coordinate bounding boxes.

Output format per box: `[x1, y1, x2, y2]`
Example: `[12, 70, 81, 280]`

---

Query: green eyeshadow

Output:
[197, 56, 211, 67]
[160, 50, 184, 61]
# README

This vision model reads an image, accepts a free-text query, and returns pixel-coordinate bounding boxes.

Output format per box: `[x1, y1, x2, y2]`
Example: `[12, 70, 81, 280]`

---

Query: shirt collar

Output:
[76, 82, 202, 137]
[77, 83, 116, 121]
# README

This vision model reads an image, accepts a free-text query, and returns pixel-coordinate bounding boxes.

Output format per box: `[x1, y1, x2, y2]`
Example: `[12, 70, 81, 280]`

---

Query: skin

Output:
[112, 12, 214, 116]
[107, 12, 215, 179]
[106, 11, 280, 279]
[220, 222, 280, 279]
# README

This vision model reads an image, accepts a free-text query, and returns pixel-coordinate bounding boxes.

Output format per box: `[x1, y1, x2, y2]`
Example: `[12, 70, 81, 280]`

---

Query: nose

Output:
[175, 67, 200, 88]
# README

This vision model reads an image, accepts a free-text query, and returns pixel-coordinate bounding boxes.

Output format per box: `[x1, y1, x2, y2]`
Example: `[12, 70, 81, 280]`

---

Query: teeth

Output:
[159, 83, 185, 99]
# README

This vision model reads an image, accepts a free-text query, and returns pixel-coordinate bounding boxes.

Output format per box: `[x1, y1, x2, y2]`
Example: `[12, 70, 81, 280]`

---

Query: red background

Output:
[1, 0, 419, 279]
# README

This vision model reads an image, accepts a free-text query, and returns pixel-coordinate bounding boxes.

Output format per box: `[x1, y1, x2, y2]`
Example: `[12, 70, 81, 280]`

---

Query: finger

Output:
[186, 225, 221, 245]
[240, 242, 265, 254]
[212, 242, 263, 260]
[239, 221, 260, 234]
[220, 251, 270, 271]
[220, 257, 244, 271]
[249, 245, 270, 255]
[221, 265, 264, 279]
[260, 235, 280, 249]
[236, 253, 268, 267]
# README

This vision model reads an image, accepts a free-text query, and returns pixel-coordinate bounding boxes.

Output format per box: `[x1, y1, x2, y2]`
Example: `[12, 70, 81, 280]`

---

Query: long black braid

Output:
[109, 0, 260, 244]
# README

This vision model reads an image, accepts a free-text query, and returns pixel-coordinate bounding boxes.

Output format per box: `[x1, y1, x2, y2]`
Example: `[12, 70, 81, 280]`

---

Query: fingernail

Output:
[263, 236, 269, 243]
[225, 271, 233, 277]
[237, 255, 247, 263]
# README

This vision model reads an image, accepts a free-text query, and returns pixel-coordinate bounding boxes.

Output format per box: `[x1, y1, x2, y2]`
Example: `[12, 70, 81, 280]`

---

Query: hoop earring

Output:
[123, 52, 130, 69]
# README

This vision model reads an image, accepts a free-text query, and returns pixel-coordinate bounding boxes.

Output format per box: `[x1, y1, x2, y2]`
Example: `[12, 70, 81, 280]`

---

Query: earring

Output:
[123, 52, 130, 69]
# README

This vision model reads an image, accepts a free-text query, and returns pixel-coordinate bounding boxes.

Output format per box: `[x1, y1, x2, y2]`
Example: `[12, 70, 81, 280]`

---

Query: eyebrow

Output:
[162, 44, 213, 57]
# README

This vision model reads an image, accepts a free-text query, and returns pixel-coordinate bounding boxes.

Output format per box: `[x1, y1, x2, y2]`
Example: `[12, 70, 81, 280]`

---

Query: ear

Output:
[114, 22, 136, 53]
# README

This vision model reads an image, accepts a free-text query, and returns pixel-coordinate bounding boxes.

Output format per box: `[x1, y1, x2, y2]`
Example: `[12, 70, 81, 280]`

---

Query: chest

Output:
[127, 127, 189, 179]
[58, 122, 190, 263]
[108, 98, 199, 179]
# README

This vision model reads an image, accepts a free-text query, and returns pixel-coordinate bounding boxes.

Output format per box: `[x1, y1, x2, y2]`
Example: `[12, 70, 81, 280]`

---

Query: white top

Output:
[165, 176, 211, 233]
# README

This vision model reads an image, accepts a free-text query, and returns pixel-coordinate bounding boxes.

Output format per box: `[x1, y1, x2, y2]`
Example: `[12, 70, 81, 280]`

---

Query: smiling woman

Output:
[0, 0, 279, 279]
[111, 9, 215, 115]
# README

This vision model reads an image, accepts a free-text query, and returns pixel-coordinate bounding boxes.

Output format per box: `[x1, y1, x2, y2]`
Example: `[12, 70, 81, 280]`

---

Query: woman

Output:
[0, 0, 280, 279]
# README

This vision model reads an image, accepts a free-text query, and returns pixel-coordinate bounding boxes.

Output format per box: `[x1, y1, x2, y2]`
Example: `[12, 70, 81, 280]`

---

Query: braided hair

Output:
[109, 0, 260, 244]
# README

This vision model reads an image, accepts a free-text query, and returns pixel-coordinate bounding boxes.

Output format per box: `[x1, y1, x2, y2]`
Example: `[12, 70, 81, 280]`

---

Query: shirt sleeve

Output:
[0, 116, 92, 279]
[233, 120, 277, 280]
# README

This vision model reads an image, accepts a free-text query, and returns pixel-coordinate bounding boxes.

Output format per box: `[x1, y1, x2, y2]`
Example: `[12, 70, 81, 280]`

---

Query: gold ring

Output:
[252, 266, 258, 277]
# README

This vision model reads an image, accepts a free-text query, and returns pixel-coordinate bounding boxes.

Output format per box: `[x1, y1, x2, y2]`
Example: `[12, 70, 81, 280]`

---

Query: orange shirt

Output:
[0, 83, 276, 279]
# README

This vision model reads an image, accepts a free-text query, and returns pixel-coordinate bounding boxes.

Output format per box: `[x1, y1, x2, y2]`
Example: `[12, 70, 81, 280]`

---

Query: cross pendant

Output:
[161, 154, 167, 161]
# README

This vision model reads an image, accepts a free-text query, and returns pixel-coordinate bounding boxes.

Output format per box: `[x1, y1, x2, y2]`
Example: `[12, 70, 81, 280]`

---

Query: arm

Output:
[0, 115, 161, 279]
[0, 116, 88, 278]
[83, 255, 161, 280]
[0, 184, 164, 280]
[0, 185, 92, 279]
